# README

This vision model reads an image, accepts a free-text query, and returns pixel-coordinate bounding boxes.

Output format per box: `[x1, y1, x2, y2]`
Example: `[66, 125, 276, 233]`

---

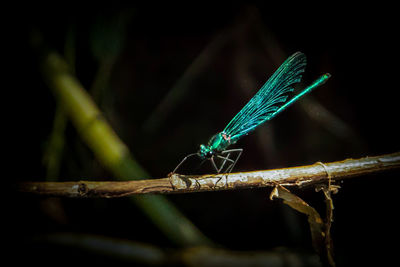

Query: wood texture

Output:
[18, 152, 400, 198]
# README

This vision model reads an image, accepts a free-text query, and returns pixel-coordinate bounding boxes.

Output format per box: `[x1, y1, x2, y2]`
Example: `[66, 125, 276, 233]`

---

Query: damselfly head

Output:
[198, 144, 213, 159]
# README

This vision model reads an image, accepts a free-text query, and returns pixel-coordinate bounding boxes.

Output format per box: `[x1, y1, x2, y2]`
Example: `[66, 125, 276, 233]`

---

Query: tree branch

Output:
[19, 152, 400, 198]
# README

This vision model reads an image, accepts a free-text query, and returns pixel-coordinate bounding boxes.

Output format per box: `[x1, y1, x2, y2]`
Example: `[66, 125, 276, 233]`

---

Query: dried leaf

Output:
[270, 185, 335, 266]
[322, 187, 336, 266]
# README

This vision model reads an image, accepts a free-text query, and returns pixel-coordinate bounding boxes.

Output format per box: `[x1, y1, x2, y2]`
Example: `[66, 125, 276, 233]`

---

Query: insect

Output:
[173, 52, 331, 174]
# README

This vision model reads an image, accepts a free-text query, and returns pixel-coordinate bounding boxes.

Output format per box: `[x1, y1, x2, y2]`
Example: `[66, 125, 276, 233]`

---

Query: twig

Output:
[19, 152, 400, 198]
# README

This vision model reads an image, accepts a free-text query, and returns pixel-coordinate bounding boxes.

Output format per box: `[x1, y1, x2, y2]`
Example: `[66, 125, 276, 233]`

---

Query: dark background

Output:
[8, 3, 400, 266]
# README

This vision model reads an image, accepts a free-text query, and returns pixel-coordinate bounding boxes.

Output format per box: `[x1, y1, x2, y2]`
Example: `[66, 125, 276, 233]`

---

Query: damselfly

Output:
[173, 52, 330, 174]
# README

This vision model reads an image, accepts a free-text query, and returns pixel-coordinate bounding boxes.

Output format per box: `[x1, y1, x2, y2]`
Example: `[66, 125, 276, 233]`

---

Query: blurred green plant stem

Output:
[39, 48, 212, 247]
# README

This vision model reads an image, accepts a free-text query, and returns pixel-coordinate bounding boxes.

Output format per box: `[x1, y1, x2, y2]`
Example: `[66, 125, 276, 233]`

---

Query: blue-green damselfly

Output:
[173, 52, 331, 174]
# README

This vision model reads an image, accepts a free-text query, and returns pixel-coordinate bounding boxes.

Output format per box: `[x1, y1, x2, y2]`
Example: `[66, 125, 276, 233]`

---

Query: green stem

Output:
[39, 49, 212, 247]
[43, 104, 67, 181]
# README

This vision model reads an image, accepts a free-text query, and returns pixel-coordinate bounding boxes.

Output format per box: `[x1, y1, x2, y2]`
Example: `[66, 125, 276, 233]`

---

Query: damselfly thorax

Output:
[199, 132, 233, 158]
[196, 132, 243, 174]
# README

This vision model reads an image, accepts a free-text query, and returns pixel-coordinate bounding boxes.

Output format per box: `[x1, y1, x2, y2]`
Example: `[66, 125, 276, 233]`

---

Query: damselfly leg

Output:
[209, 148, 243, 174]
[213, 148, 243, 187]
[216, 154, 234, 173]
[173, 153, 198, 173]
[173, 148, 243, 175]
[220, 148, 243, 173]
[210, 157, 219, 173]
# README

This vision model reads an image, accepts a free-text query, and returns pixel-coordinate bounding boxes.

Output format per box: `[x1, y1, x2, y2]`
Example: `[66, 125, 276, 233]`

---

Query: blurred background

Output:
[9, 3, 400, 266]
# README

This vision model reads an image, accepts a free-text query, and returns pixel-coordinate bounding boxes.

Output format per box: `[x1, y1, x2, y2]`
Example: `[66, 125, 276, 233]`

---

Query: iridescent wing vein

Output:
[223, 52, 307, 143]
